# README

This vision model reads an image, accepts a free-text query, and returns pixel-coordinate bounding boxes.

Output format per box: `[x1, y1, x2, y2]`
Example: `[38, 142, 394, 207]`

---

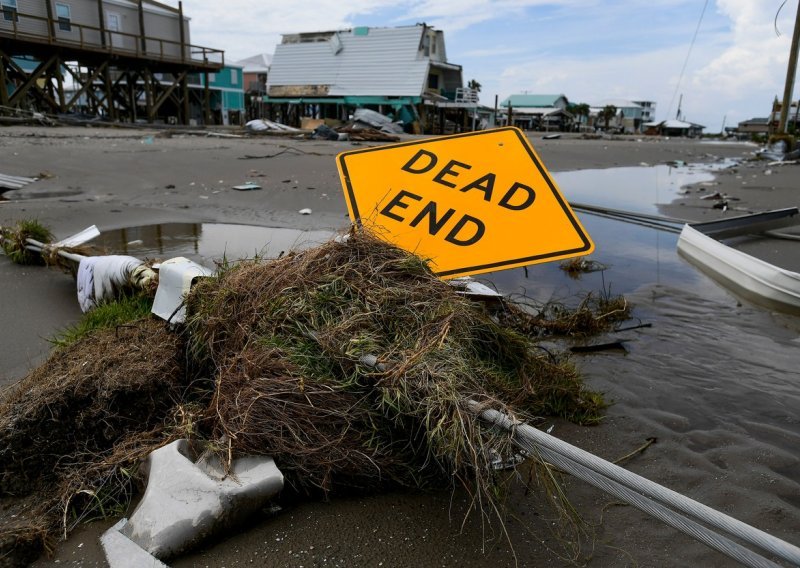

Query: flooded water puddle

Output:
[552, 162, 729, 215]
[478, 213, 726, 307]
[92, 223, 334, 266]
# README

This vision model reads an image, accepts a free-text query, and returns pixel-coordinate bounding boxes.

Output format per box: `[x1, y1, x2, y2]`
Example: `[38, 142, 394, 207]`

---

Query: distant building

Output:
[592, 99, 650, 133]
[769, 100, 800, 132]
[1, 0, 224, 124]
[737, 117, 770, 135]
[264, 24, 477, 133]
[191, 65, 245, 125]
[644, 119, 704, 137]
[498, 94, 571, 131]
[232, 53, 271, 120]
[234, 53, 271, 95]
[632, 100, 656, 123]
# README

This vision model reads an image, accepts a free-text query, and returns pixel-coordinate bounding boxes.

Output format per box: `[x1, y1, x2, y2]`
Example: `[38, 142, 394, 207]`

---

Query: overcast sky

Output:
[180, 0, 797, 130]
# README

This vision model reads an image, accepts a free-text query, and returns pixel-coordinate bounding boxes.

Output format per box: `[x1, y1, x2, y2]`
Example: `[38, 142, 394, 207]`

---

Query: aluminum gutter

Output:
[677, 224, 800, 314]
[689, 208, 799, 239]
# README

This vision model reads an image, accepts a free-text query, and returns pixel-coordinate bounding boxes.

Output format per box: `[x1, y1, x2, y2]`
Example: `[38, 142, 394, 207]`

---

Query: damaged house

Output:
[261, 23, 478, 134]
[0, 0, 224, 124]
[499, 94, 572, 132]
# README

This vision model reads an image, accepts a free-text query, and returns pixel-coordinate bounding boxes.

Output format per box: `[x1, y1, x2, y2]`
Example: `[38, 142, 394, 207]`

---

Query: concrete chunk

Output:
[119, 439, 283, 560]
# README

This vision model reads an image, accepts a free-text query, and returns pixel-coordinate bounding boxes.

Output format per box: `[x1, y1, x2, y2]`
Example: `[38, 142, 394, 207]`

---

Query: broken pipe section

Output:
[103, 439, 283, 563]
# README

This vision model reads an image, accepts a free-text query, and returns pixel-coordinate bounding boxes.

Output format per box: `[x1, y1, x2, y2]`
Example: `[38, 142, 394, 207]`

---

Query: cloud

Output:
[183, 0, 400, 61]
[173, 0, 795, 128]
[690, 0, 795, 105]
[460, 46, 529, 58]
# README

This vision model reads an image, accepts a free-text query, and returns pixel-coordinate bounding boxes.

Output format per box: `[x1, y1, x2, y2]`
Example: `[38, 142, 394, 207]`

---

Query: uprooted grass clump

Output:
[0, 219, 53, 265]
[0, 231, 630, 561]
[0, 318, 192, 560]
[559, 257, 608, 279]
[51, 292, 153, 349]
[185, 232, 610, 498]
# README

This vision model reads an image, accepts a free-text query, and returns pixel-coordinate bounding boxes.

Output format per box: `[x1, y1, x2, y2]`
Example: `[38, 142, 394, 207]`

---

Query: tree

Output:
[572, 102, 591, 129]
[467, 79, 482, 93]
[601, 105, 618, 130]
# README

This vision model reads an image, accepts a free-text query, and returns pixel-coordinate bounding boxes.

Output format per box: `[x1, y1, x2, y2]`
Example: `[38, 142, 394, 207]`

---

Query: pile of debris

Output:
[244, 119, 302, 135]
[0, 228, 628, 563]
[246, 108, 406, 142]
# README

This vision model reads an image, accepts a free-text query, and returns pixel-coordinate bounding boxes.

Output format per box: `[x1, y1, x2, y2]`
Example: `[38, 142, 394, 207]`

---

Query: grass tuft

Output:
[51, 293, 154, 349]
[1, 219, 53, 265]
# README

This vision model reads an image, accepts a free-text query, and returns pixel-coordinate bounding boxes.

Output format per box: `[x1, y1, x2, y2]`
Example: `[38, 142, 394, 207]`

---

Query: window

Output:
[230, 69, 238, 85]
[427, 74, 439, 90]
[56, 3, 71, 32]
[1, 0, 18, 22]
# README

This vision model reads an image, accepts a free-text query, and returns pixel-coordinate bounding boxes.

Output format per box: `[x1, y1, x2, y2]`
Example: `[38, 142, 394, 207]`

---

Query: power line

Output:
[666, 0, 710, 121]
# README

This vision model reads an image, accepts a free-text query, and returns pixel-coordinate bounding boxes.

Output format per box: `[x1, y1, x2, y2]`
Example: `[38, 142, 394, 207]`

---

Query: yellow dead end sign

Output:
[336, 127, 593, 279]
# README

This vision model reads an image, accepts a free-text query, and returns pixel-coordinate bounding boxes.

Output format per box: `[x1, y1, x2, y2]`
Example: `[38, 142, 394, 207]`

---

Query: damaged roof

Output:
[266, 25, 440, 98]
[233, 53, 272, 73]
[500, 94, 568, 108]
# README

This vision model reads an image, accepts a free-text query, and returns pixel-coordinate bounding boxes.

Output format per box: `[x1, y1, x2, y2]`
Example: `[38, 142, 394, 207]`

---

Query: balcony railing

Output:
[454, 87, 479, 103]
[0, 9, 223, 67]
[439, 87, 479, 104]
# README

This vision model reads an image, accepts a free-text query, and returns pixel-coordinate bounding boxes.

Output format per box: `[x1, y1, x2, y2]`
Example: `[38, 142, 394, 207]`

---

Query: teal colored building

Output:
[191, 65, 245, 125]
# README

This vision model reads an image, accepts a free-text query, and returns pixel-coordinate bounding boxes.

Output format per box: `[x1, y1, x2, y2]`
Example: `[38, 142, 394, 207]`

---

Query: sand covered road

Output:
[2, 127, 798, 567]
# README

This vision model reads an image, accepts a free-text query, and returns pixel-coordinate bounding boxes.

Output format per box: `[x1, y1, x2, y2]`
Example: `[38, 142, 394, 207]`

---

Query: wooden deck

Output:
[0, 8, 223, 72]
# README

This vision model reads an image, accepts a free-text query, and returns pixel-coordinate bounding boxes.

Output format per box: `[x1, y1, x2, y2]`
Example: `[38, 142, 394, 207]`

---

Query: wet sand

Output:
[2, 127, 798, 567]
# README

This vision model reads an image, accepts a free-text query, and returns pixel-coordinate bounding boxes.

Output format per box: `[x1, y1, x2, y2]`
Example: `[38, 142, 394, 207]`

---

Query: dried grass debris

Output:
[187, 232, 607, 501]
[0, 230, 627, 562]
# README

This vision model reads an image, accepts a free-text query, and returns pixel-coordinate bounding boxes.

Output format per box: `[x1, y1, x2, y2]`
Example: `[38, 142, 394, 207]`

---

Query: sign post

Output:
[336, 127, 593, 279]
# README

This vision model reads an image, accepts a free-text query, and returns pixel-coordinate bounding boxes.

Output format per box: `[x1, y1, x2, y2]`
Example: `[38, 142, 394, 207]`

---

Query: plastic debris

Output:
[151, 257, 213, 323]
[245, 119, 300, 133]
[77, 255, 155, 313]
[298, 208, 312, 215]
[232, 182, 262, 191]
[105, 439, 283, 561]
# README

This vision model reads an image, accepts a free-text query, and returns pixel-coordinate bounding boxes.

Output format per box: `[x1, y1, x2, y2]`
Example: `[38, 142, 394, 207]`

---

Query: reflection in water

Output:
[93, 223, 334, 266]
[553, 163, 728, 215]
[481, 213, 729, 307]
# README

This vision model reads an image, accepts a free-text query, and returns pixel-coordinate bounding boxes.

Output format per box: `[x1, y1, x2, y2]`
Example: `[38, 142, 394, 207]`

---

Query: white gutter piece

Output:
[151, 257, 214, 323]
[677, 224, 800, 315]
[103, 439, 284, 562]
[51, 225, 101, 248]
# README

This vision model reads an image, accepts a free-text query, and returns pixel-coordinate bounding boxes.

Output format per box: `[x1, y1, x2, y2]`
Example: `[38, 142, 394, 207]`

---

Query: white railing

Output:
[455, 87, 479, 103]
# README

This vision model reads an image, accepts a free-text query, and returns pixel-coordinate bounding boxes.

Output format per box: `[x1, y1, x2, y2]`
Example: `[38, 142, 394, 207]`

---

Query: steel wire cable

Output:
[471, 403, 800, 567]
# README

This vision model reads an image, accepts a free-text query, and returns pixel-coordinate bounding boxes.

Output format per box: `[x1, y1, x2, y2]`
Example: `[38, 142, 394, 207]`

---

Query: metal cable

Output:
[666, 0, 710, 120]
[570, 202, 686, 233]
[534, 446, 781, 568]
[471, 404, 800, 566]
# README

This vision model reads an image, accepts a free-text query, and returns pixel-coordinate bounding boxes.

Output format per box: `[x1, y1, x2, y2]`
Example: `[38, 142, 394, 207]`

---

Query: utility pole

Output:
[778, 0, 800, 134]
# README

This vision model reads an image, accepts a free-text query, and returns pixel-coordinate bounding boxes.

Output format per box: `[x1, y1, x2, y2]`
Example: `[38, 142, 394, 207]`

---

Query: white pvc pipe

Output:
[470, 403, 800, 566]
[536, 445, 781, 568]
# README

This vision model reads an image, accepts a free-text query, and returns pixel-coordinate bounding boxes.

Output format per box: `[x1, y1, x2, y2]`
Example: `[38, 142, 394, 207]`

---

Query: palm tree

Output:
[574, 102, 590, 129]
[467, 79, 482, 93]
[601, 105, 617, 130]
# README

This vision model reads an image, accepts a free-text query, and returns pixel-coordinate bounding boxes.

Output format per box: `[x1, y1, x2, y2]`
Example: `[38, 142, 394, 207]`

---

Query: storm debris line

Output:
[0, 230, 628, 563]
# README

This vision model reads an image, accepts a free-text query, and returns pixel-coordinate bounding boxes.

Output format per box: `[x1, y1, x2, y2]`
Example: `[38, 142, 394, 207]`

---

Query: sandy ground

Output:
[1, 127, 799, 567]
